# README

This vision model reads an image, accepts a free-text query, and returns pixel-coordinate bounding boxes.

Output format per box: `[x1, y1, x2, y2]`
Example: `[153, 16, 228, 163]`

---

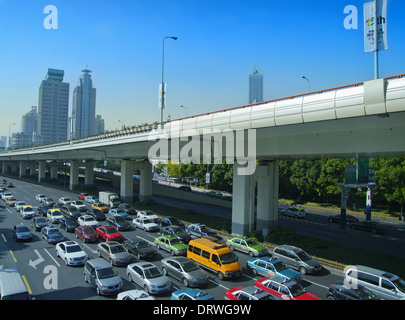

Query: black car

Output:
[327, 281, 379, 300]
[106, 215, 131, 231]
[327, 214, 359, 224]
[59, 217, 79, 232]
[124, 239, 157, 260]
[31, 216, 49, 231]
[38, 204, 53, 217]
[60, 205, 81, 220]
[177, 185, 192, 192]
[350, 221, 385, 234]
[159, 216, 186, 229]
[118, 203, 137, 215]
[86, 208, 106, 221]
[160, 225, 191, 243]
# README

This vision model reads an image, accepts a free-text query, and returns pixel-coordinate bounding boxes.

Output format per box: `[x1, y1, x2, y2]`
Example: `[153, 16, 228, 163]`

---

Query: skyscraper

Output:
[72, 69, 96, 139]
[37, 69, 70, 144]
[249, 60, 263, 104]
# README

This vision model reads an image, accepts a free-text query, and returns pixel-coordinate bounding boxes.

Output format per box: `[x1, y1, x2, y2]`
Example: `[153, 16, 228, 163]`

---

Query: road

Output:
[0, 176, 344, 300]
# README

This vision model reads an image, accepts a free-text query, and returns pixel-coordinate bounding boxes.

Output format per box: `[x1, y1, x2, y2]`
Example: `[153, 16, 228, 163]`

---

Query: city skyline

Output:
[0, 0, 404, 138]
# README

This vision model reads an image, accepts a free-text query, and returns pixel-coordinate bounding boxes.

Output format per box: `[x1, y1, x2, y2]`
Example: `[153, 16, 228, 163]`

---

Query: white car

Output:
[47, 209, 64, 224]
[20, 205, 35, 219]
[133, 217, 159, 232]
[280, 206, 306, 219]
[15, 201, 27, 212]
[58, 197, 71, 205]
[2, 192, 13, 200]
[136, 210, 159, 221]
[78, 215, 99, 227]
[55, 241, 88, 266]
[70, 200, 87, 212]
[35, 194, 47, 202]
[116, 290, 155, 300]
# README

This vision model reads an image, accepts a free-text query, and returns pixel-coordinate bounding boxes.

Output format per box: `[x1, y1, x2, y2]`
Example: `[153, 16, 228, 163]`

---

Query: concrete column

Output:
[256, 160, 279, 237]
[69, 160, 79, 190]
[50, 164, 58, 181]
[29, 162, 37, 177]
[139, 161, 152, 202]
[2, 162, 8, 174]
[84, 160, 94, 186]
[120, 159, 134, 203]
[19, 161, 26, 178]
[38, 161, 46, 182]
[231, 163, 255, 236]
[11, 162, 18, 175]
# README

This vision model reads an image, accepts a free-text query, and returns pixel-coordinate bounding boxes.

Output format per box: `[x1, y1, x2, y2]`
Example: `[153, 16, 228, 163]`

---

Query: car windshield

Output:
[354, 286, 376, 299]
[144, 267, 162, 279]
[288, 283, 306, 297]
[137, 241, 149, 248]
[66, 245, 82, 253]
[219, 252, 238, 264]
[246, 239, 258, 246]
[273, 261, 288, 272]
[115, 209, 126, 214]
[170, 238, 182, 245]
[181, 261, 199, 272]
[144, 219, 154, 224]
[295, 250, 311, 261]
[392, 277, 405, 293]
[48, 229, 59, 234]
[24, 208, 34, 212]
[83, 227, 95, 234]
[84, 217, 94, 221]
[17, 226, 30, 232]
[123, 204, 132, 209]
[36, 218, 47, 223]
[76, 201, 84, 205]
[66, 219, 75, 225]
[110, 245, 125, 253]
[97, 267, 117, 279]
[143, 211, 154, 216]
[105, 227, 117, 234]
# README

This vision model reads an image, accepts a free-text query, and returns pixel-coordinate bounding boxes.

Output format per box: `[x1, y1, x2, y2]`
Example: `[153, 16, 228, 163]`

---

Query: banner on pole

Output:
[364, 0, 388, 52]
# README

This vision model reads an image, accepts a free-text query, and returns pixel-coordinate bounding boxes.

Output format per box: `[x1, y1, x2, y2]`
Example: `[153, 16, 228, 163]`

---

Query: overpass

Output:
[1, 75, 405, 236]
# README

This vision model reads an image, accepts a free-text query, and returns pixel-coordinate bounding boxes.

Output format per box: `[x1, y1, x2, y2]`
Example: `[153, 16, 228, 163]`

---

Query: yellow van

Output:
[187, 238, 241, 280]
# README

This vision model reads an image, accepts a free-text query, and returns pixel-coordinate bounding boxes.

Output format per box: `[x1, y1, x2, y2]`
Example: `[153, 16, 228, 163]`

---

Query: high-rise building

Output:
[37, 68, 70, 144]
[94, 114, 105, 135]
[11, 106, 39, 149]
[249, 60, 263, 104]
[72, 69, 96, 139]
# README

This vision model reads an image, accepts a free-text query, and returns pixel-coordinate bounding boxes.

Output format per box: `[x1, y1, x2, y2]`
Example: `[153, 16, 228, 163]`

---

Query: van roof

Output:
[86, 258, 113, 270]
[349, 265, 401, 280]
[189, 238, 228, 250]
[0, 268, 29, 297]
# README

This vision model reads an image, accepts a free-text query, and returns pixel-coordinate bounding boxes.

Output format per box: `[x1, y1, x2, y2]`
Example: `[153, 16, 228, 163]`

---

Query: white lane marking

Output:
[43, 248, 61, 267]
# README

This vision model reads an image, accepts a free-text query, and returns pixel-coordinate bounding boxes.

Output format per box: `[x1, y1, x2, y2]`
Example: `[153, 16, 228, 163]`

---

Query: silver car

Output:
[97, 241, 132, 266]
[161, 256, 209, 287]
[126, 262, 171, 295]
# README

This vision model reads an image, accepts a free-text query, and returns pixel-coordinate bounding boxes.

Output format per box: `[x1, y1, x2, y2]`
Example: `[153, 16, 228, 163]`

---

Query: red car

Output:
[75, 226, 98, 243]
[255, 276, 321, 300]
[96, 225, 124, 242]
[78, 192, 88, 200]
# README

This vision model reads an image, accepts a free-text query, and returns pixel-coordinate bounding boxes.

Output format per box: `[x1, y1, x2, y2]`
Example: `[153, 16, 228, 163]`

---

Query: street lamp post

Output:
[160, 36, 178, 128]
[302, 76, 311, 92]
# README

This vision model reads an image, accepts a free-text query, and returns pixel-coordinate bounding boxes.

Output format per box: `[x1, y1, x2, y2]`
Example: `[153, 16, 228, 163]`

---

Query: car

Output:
[137, 210, 159, 221]
[35, 194, 47, 202]
[118, 203, 137, 215]
[124, 239, 157, 260]
[31, 216, 48, 231]
[75, 225, 98, 243]
[14, 201, 27, 212]
[84, 258, 123, 296]
[0, 184, 6, 191]
[86, 208, 106, 221]
[60, 205, 81, 220]
[41, 225, 64, 244]
[20, 205, 35, 219]
[225, 286, 279, 300]
[154, 235, 187, 256]
[78, 215, 99, 228]
[59, 217, 79, 232]
[126, 262, 172, 295]
[47, 208, 64, 224]
[70, 200, 87, 212]
[117, 289, 155, 300]
[161, 256, 209, 287]
[226, 236, 268, 257]
[177, 185, 192, 192]
[255, 276, 321, 300]
[272, 245, 322, 275]
[106, 215, 131, 231]
[185, 223, 218, 238]
[11, 225, 32, 242]
[5, 197, 17, 207]
[96, 225, 124, 242]
[5, 182, 13, 188]
[159, 216, 186, 229]
[206, 190, 223, 198]
[328, 214, 359, 224]
[133, 217, 159, 232]
[160, 225, 191, 243]
[171, 288, 214, 300]
[1, 192, 13, 200]
[350, 221, 385, 234]
[58, 196, 72, 205]
[56, 241, 88, 266]
[37, 204, 53, 217]
[44, 198, 55, 206]
[97, 241, 132, 266]
[246, 256, 302, 282]
[78, 192, 88, 200]
[84, 195, 99, 203]
[91, 202, 109, 214]
[280, 206, 306, 218]
[108, 208, 129, 218]
[327, 281, 379, 300]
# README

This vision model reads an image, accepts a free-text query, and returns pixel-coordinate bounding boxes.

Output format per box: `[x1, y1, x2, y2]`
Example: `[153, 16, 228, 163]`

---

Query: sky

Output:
[0, 0, 404, 138]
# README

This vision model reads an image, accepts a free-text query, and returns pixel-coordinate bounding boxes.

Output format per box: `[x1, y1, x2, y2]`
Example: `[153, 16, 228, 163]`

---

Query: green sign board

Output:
[345, 164, 358, 185]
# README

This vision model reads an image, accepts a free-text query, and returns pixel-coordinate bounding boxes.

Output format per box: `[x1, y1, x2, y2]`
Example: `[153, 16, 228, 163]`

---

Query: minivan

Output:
[84, 258, 123, 295]
[0, 268, 31, 300]
[272, 245, 322, 275]
[187, 238, 241, 280]
[344, 265, 405, 300]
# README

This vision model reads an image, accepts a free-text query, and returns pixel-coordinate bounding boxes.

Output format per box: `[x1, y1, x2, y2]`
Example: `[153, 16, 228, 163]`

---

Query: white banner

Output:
[364, 0, 388, 52]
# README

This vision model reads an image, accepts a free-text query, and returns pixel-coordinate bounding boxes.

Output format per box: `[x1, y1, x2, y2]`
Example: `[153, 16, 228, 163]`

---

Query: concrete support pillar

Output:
[2, 162, 8, 174]
[231, 163, 255, 236]
[139, 161, 152, 202]
[50, 165, 58, 181]
[19, 161, 26, 178]
[29, 162, 37, 177]
[11, 162, 18, 175]
[38, 161, 46, 182]
[84, 160, 94, 186]
[120, 159, 134, 203]
[69, 160, 79, 190]
[256, 160, 279, 237]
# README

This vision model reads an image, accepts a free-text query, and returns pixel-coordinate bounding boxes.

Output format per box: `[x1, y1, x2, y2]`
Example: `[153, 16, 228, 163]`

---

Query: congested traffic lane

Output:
[0, 176, 342, 300]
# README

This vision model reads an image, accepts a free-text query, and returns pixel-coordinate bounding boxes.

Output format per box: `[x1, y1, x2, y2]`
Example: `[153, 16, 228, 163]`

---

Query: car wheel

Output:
[182, 278, 189, 287]
[65, 259, 69, 266]
[229, 245, 234, 251]
[299, 266, 307, 275]
[84, 273, 88, 283]
[171, 250, 176, 256]
[162, 267, 167, 276]
[251, 268, 258, 276]
[96, 286, 101, 295]
[326, 295, 335, 300]
[144, 284, 150, 294]
[248, 251, 254, 257]
[218, 272, 224, 280]
[97, 250, 101, 257]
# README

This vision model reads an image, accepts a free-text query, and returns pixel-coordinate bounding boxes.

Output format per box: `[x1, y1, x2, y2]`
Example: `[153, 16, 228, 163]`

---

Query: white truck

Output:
[99, 191, 121, 208]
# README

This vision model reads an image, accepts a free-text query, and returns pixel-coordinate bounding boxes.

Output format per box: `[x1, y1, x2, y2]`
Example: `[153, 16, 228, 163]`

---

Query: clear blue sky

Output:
[0, 0, 404, 138]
